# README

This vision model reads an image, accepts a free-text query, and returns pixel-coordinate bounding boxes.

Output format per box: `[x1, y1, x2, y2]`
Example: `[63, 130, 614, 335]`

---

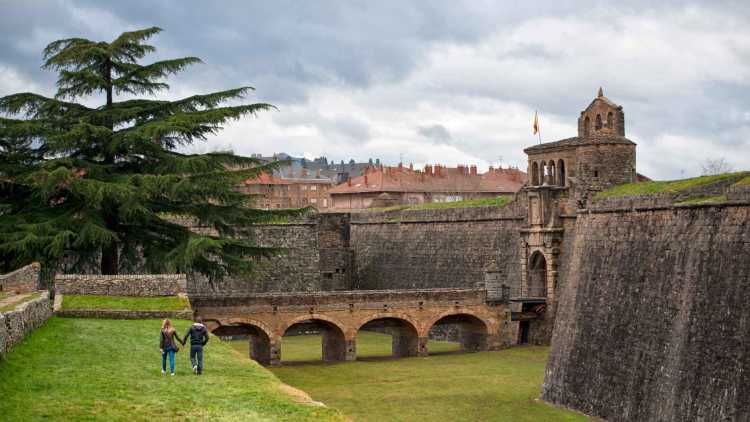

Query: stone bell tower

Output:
[578, 87, 625, 138]
[514, 88, 637, 345]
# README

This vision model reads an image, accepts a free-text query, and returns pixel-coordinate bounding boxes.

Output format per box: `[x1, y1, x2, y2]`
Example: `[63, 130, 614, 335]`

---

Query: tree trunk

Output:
[101, 240, 118, 275]
[100, 57, 118, 275]
[101, 213, 119, 275]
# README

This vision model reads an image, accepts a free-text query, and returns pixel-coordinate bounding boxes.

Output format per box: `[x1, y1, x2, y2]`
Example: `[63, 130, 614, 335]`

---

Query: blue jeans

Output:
[162, 348, 175, 373]
[190, 345, 203, 373]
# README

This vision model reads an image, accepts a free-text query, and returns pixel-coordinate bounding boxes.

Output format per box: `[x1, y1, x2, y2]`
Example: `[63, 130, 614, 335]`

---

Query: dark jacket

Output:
[183, 323, 209, 347]
[160, 329, 182, 351]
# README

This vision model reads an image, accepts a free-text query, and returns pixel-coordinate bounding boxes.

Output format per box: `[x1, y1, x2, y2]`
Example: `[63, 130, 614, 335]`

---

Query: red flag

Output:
[533, 111, 539, 135]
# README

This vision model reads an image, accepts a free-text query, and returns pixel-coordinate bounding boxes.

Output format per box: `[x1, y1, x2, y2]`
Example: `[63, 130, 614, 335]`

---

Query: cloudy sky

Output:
[2, 1, 749, 179]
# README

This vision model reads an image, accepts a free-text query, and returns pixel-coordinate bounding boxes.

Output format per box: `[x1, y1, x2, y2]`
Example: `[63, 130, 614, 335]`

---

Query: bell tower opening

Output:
[578, 87, 625, 138]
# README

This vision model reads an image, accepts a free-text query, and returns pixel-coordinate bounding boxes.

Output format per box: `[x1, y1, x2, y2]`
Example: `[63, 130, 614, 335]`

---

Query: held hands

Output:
[160, 349, 163, 353]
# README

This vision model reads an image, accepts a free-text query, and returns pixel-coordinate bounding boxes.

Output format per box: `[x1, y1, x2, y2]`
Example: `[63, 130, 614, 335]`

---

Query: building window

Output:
[301, 185, 307, 190]
[595, 114, 603, 131]
[584, 116, 591, 137]
[310, 185, 317, 191]
[310, 198, 317, 204]
[323, 199, 328, 207]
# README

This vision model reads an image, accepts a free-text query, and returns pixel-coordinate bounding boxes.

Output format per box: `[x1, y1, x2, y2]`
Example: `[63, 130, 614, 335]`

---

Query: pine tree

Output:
[0, 27, 298, 279]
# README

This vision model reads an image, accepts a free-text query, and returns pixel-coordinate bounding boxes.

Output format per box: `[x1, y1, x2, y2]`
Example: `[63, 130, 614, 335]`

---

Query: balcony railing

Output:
[486, 285, 548, 303]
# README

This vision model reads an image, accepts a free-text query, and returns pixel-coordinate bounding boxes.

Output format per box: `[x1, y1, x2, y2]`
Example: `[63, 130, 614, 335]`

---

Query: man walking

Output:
[182, 316, 209, 375]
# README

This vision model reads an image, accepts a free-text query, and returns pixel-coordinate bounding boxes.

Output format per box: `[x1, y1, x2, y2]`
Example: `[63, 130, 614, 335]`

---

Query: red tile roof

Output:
[328, 165, 526, 195]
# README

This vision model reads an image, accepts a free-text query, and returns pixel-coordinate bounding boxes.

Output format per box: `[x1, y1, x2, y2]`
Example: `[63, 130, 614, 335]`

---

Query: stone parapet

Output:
[56, 309, 193, 320]
[0, 291, 52, 356]
[55, 274, 187, 297]
[0, 263, 41, 294]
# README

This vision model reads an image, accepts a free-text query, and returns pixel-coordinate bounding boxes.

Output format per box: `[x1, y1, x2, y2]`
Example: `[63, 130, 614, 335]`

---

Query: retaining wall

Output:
[0, 262, 40, 294]
[55, 274, 187, 296]
[55, 309, 193, 320]
[0, 291, 52, 356]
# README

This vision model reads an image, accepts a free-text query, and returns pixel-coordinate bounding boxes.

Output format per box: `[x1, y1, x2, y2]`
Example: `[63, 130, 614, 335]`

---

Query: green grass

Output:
[61, 295, 191, 311]
[595, 172, 748, 199]
[230, 331, 460, 362]
[0, 292, 43, 313]
[0, 317, 343, 421]
[230, 333, 587, 421]
[0, 292, 9, 301]
[372, 196, 511, 213]
[733, 175, 750, 187]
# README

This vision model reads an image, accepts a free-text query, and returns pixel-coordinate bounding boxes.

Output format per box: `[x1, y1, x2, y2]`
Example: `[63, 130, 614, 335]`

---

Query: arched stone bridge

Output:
[190, 288, 512, 365]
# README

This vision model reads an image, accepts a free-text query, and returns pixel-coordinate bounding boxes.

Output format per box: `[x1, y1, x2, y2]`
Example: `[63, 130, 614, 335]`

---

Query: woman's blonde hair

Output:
[161, 318, 174, 333]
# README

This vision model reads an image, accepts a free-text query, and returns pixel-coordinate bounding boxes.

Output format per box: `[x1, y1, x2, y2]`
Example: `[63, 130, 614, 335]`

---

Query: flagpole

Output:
[537, 111, 541, 144]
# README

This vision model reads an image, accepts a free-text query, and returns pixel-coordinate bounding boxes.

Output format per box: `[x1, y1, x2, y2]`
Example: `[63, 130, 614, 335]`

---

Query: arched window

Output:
[540, 161, 546, 184]
[558, 159, 566, 187]
[548, 161, 556, 185]
[531, 162, 539, 186]
[584, 116, 591, 137]
[595, 114, 603, 131]
[607, 112, 613, 129]
[528, 251, 548, 298]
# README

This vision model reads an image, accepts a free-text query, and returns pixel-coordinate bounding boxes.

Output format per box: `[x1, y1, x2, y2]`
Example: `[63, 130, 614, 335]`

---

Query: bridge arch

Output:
[210, 318, 274, 365]
[281, 314, 349, 363]
[426, 312, 490, 353]
[356, 313, 421, 358]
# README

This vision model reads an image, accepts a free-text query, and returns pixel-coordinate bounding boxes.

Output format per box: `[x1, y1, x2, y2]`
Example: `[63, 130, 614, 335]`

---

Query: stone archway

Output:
[356, 315, 421, 359]
[528, 251, 548, 298]
[427, 313, 489, 353]
[281, 316, 348, 363]
[211, 320, 273, 365]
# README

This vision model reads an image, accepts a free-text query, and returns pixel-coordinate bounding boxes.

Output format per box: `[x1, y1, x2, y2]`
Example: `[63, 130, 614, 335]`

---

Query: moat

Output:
[231, 332, 586, 421]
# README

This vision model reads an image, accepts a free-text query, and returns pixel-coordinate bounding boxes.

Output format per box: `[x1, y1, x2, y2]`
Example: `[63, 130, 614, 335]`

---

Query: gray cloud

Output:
[418, 124, 452, 145]
[2, 1, 750, 179]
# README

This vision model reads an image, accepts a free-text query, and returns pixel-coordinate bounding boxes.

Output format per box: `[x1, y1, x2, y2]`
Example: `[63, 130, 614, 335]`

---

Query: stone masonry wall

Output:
[55, 274, 187, 296]
[0, 262, 40, 294]
[541, 202, 750, 421]
[0, 291, 52, 356]
[188, 213, 352, 295]
[350, 202, 526, 294]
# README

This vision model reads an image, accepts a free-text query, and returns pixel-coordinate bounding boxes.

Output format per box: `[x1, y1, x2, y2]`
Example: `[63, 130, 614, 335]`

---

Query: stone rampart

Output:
[541, 202, 750, 421]
[350, 202, 526, 295]
[188, 213, 352, 295]
[0, 291, 52, 356]
[0, 263, 40, 294]
[55, 274, 187, 296]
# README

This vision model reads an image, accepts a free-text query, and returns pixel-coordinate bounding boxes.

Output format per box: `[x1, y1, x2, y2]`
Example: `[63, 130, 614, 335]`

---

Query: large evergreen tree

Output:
[0, 27, 297, 279]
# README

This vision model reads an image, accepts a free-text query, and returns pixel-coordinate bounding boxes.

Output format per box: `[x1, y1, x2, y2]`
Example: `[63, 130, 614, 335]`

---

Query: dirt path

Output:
[0, 293, 32, 311]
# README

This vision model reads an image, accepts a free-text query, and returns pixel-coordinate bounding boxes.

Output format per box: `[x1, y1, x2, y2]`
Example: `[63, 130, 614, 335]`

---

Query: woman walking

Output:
[160, 319, 183, 376]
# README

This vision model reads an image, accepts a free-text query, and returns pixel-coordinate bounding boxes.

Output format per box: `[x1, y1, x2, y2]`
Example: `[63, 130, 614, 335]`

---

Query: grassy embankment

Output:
[595, 171, 749, 201]
[61, 294, 190, 311]
[372, 196, 511, 213]
[0, 317, 344, 421]
[233, 332, 588, 422]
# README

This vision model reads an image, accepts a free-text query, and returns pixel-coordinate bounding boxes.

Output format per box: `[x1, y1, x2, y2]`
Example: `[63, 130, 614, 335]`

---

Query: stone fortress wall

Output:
[187, 213, 352, 295]
[542, 194, 750, 422]
[349, 200, 526, 294]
